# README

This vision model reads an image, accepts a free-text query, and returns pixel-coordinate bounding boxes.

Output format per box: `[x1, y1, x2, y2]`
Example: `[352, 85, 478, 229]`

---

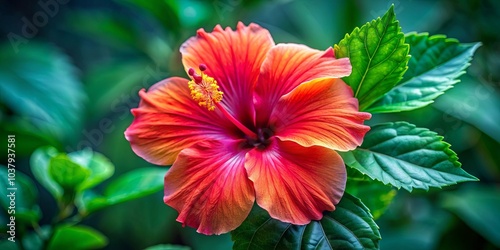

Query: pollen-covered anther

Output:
[199, 64, 207, 71]
[188, 72, 223, 111]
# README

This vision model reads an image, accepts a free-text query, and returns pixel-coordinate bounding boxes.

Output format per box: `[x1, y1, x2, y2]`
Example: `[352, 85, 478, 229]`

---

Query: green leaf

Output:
[346, 165, 372, 181]
[31, 147, 115, 199]
[77, 167, 166, 214]
[366, 33, 481, 113]
[49, 154, 90, 191]
[346, 170, 396, 220]
[0, 43, 86, 144]
[440, 185, 500, 247]
[0, 166, 41, 223]
[232, 194, 381, 250]
[30, 146, 63, 199]
[68, 150, 114, 191]
[47, 225, 108, 250]
[334, 5, 410, 110]
[340, 122, 477, 191]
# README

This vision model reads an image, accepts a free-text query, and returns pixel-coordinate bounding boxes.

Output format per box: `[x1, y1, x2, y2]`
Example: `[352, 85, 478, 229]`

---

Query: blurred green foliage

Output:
[0, 0, 499, 249]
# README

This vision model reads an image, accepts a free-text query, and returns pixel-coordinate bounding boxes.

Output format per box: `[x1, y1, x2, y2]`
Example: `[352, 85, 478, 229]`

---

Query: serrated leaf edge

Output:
[334, 5, 410, 111]
[343, 121, 478, 192]
[366, 33, 481, 113]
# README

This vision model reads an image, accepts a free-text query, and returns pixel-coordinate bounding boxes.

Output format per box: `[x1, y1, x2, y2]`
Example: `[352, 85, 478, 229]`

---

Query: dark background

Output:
[0, 0, 499, 249]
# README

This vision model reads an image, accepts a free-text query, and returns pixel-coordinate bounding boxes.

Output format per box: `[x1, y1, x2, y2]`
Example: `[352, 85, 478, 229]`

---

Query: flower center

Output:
[245, 128, 273, 150]
[187, 65, 223, 111]
[187, 64, 258, 139]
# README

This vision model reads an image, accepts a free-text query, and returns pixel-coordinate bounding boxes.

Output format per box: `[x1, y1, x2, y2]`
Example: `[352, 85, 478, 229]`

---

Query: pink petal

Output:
[124, 77, 238, 166]
[271, 78, 371, 151]
[181, 22, 275, 126]
[164, 139, 255, 235]
[245, 139, 346, 224]
[254, 44, 351, 126]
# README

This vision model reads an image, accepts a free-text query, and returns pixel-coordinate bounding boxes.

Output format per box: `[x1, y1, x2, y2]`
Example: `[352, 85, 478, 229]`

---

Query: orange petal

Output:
[271, 78, 371, 151]
[255, 44, 351, 126]
[124, 77, 238, 166]
[245, 139, 346, 224]
[164, 139, 255, 235]
[181, 22, 275, 126]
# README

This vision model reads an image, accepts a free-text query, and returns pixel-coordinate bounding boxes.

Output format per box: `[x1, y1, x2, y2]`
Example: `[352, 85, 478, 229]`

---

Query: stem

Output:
[32, 222, 43, 237]
[215, 102, 257, 138]
[54, 191, 76, 224]
[42, 191, 76, 250]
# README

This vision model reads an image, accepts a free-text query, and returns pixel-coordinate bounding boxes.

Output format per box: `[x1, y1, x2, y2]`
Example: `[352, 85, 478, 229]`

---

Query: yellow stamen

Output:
[188, 74, 223, 111]
[187, 66, 257, 139]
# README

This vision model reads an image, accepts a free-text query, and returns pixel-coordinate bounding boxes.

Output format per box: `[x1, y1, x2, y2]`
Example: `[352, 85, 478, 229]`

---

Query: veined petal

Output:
[255, 44, 351, 126]
[164, 139, 255, 235]
[124, 77, 237, 166]
[271, 78, 371, 151]
[181, 22, 275, 126]
[245, 139, 346, 225]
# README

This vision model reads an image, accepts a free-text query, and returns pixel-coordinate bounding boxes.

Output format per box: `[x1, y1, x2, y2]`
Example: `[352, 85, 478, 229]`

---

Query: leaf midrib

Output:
[354, 147, 470, 186]
[370, 47, 473, 110]
[245, 217, 272, 250]
[396, 43, 475, 91]
[354, 13, 394, 98]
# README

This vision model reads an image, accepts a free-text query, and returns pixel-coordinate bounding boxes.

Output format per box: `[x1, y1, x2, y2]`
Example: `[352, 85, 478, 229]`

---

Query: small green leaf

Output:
[77, 167, 166, 214]
[47, 225, 108, 250]
[0, 166, 41, 223]
[103, 167, 165, 203]
[366, 33, 481, 113]
[340, 122, 477, 191]
[334, 5, 410, 110]
[441, 186, 500, 247]
[30, 146, 63, 199]
[346, 170, 396, 220]
[68, 150, 114, 191]
[232, 194, 380, 250]
[49, 154, 90, 191]
[31, 147, 114, 198]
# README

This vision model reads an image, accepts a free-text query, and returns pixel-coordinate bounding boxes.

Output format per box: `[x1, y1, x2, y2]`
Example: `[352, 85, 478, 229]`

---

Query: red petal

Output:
[181, 22, 275, 126]
[245, 139, 346, 224]
[164, 140, 255, 235]
[124, 77, 237, 165]
[271, 78, 371, 151]
[255, 44, 351, 126]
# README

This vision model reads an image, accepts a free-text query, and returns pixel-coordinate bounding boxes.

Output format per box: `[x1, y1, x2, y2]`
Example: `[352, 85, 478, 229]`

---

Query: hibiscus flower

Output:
[125, 22, 371, 235]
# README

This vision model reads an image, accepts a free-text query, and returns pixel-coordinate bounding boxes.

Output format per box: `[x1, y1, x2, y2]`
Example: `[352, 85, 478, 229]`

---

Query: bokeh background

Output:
[0, 0, 499, 249]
